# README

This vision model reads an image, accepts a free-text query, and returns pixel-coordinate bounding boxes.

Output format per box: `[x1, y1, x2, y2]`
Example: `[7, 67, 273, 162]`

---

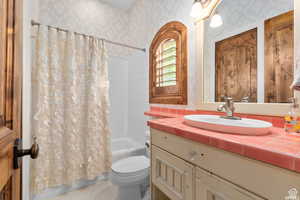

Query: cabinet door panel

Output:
[151, 145, 194, 200]
[196, 167, 265, 200]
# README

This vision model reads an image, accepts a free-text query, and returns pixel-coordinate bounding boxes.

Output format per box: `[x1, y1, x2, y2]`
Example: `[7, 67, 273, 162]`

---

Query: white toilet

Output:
[110, 155, 150, 200]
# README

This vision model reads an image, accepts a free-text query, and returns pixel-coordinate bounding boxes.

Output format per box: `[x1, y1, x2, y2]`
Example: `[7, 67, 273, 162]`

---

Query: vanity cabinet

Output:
[151, 146, 194, 200]
[195, 167, 263, 200]
[150, 128, 300, 200]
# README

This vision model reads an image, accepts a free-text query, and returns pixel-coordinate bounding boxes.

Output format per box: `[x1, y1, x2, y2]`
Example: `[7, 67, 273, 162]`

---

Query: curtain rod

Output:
[31, 20, 146, 52]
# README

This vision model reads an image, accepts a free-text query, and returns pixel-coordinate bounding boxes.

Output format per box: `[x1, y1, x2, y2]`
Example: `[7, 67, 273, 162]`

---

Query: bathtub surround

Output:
[31, 26, 111, 195]
[111, 138, 145, 163]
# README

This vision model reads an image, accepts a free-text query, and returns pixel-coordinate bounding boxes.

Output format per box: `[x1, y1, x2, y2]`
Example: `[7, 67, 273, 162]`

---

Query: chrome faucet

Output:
[217, 97, 241, 120]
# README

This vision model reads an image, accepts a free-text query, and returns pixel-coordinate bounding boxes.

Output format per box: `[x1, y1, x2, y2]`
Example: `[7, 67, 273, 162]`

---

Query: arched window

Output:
[149, 21, 188, 104]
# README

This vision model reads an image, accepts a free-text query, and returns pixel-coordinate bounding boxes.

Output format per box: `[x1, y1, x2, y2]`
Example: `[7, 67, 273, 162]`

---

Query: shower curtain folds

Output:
[31, 25, 112, 195]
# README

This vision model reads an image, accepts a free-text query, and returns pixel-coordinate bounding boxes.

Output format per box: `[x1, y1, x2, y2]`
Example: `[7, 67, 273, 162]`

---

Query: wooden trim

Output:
[149, 21, 188, 105]
[0, 127, 13, 141]
[12, 0, 23, 199]
[0, 0, 8, 119]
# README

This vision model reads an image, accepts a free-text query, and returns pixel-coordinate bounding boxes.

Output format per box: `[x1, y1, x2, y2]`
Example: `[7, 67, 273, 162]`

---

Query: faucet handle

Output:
[240, 96, 249, 103]
[221, 96, 232, 102]
[224, 96, 233, 103]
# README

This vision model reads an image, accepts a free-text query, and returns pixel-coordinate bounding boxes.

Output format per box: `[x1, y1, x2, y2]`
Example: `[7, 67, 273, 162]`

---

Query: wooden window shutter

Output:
[149, 21, 188, 105]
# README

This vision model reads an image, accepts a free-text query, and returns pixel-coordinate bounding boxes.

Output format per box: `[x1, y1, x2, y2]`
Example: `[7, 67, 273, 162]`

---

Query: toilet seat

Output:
[112, 156, 150, 175]
[110, 156, 150, 186]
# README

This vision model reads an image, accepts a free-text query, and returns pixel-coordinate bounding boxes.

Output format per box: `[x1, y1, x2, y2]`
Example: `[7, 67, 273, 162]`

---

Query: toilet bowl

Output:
[110, 155, 150, 200]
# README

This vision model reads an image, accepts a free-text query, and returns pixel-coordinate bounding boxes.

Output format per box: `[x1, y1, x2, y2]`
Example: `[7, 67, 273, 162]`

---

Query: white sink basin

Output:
[184, 115, 272, 135]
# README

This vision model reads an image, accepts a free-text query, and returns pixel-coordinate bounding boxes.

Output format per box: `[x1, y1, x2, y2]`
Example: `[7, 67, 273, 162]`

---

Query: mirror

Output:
[203, 0, 294, 103]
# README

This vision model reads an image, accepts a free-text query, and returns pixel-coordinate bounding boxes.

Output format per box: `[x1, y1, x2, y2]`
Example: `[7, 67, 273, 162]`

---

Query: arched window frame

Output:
[149, 21, 188, 105]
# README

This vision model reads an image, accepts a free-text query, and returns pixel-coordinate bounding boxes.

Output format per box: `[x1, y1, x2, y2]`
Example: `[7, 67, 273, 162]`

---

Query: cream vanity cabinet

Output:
[152, 146, 194, 200]
[150, 129, 300, 200]
[195, 168, 264, 200]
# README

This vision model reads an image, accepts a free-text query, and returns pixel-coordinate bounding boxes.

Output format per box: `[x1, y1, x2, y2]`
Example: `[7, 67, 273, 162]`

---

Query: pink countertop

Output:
[146, 108, 300, 173]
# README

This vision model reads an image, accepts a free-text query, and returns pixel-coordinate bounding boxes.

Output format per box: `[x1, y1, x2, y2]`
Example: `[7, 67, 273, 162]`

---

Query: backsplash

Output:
[148, 106, 285, 128]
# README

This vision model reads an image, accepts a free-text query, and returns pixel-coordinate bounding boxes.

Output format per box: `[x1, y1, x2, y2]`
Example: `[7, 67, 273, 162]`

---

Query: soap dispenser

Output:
[284, 97, 299, 133]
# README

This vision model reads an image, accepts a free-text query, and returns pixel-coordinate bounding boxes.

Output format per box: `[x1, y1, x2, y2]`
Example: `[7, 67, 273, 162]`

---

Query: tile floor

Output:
[48, 180, 150, 200]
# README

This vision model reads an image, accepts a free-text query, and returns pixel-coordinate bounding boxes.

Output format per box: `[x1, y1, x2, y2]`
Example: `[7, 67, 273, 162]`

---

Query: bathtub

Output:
[111, 138, 146, 163]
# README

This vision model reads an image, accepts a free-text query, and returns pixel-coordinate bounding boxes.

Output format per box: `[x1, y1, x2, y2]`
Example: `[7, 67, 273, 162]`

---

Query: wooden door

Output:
[265, 11, 294, 103]
[215, 28, 257, 102]
[151, 145, 194, 200]
[195, 167, 264, 200]
[0, 0, 22, 199]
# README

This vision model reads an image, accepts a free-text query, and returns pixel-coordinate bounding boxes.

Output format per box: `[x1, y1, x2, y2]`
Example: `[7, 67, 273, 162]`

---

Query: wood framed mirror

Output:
[196, 0, 299, 116]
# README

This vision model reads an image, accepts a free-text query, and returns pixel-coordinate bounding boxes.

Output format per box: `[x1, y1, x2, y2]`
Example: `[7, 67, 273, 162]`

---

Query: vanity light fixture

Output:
[191, 0, 222, 20]
[210, 12, 223, 28]
[190, 0, 203, 18]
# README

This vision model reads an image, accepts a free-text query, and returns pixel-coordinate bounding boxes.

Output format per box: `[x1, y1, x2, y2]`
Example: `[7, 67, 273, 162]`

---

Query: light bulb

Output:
[210, 13, 223, 28]
[190, 1, 203, 18]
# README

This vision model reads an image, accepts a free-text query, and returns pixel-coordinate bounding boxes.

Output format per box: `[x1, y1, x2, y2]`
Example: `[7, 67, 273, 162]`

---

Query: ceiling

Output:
[100, 0, 137, 10]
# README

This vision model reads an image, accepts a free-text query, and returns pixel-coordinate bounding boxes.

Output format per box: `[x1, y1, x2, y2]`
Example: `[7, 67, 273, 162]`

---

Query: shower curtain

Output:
[31, 26, 111, 194]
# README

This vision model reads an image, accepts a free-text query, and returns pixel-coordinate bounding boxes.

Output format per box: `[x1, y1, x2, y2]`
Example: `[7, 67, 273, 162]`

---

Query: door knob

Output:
[14, 137, 39, 169]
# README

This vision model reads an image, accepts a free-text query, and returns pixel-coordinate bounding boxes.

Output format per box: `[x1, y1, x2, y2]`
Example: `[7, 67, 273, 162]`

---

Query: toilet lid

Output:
[112, 156, 150, 174]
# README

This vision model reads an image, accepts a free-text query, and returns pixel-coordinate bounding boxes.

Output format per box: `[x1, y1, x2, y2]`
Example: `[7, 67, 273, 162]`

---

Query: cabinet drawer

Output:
[196, 167, 265, 200]
[0, 143, 12, 191]
[151, 129, 204, 164]
[151, 145, 194, 200]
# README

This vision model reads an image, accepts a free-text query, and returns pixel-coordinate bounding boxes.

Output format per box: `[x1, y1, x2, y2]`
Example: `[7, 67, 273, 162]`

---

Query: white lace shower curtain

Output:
[31, 26, 111, 194]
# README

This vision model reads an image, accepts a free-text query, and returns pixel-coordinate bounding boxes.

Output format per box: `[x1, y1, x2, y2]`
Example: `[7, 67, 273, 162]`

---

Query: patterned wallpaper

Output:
[126, 0, 197, 145]
[128, 0, 194, 49]
[39, 0, 131, 56]
[127, 0, 198, 108]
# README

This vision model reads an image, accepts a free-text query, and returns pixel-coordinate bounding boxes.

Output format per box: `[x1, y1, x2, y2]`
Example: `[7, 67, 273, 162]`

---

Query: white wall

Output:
[38, 0, 131, 57]
[126, 0, 198, 144]
[127, 52, 148, 143]
[23, 1, 39, 200]
[108, 57, 128, 140]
